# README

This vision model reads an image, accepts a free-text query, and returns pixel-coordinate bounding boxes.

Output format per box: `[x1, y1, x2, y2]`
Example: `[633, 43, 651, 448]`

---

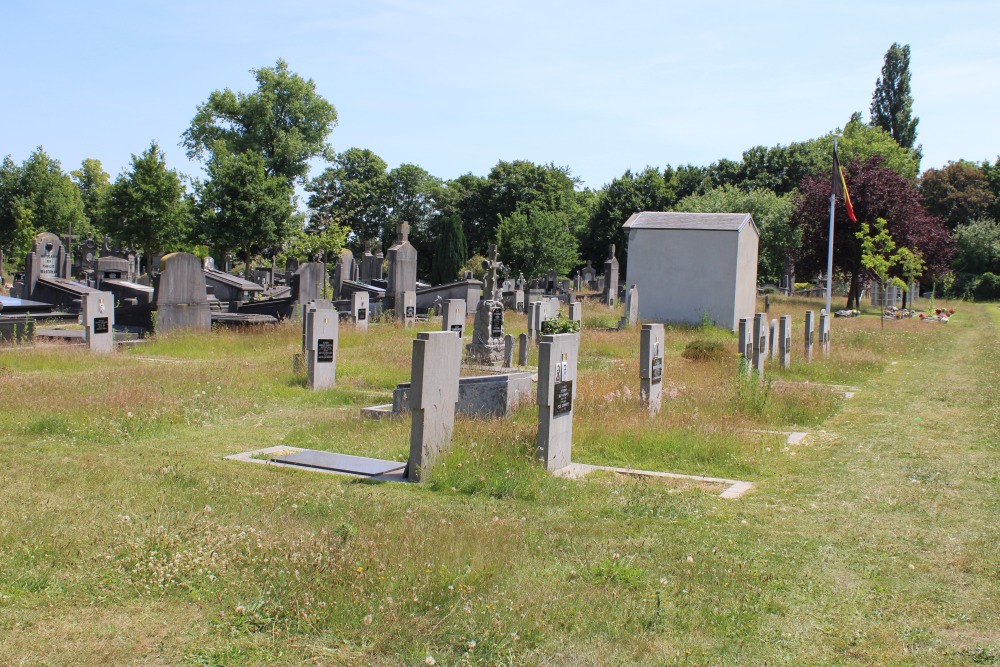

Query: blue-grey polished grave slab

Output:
[271, 450, 405, 476]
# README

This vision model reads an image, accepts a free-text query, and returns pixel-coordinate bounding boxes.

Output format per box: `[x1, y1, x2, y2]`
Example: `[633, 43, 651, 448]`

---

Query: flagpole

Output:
[825, 137, 837, 314]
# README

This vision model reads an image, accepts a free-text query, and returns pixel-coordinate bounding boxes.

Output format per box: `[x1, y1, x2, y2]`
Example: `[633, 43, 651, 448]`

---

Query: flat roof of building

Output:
[623, 211, 757, 235]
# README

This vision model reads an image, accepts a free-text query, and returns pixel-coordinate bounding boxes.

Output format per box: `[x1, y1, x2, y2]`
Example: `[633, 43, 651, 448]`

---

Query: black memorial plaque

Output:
[357, 308, 366, 321]
[450, 324, 464, 333]
[785, 336, 791, 351]
[405, 306, 415, 318]
[490, 308, 503, 337]
[316, 338, 334, 363]
[651, 356, 663, 385]
[93, 317, 110, 334]
[553, 380, 573, 416]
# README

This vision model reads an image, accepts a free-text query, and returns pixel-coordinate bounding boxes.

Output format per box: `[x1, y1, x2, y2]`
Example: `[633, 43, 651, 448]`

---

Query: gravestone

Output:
[351, 291, 369, 331]
[752, 312, 768, 376]
[514, 289, 525, 313]
[386, 221, 417, 311]
[82, 291, 114, 353]
[536, 332, 579, 471]
[779, 315, 792, 369]
[604, 244, 619, 306]
[546, 270, 557, 294]
[466, 244, 505, 366]
[568, 301, 583, 328]
[769, 318, 778, 357]
[527, 301, 539, 340]
[640, 323, 664, 415]
[516, 272, 526, 290]
[155, 252, 211, 333]
[22, 232, 69, 298]
[581, 260, 596, 287]
[359, 239, 383, 284]
[400, 290, 417, 326]
[619, 285, 638, 329]
[503, 334, 514, 367]
[804, 310, 815, 363]
[333, 249, 354, 298]
[819, 309, 830, 357]
[738, 318, 753, 377]
[305, 304, 338, 390]
[407, 331, 462, 482]
[296, 262, 327, 306]
[518, 333, 529, 366]
[442, 298, 466, 337]
[573, 272, 582, 293]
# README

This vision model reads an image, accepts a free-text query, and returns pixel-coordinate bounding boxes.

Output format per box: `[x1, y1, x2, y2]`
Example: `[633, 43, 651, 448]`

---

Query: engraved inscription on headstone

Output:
[553, 380, 573, 416]
[317, 338, 335, 363]
[93, 317, 110, 334]
[450, 324, 463, 333]
[490, 307, 503, 338]
[357, 308, 366, 321]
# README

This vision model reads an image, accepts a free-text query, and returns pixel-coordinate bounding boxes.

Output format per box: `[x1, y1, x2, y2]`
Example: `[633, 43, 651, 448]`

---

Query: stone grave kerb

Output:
[407, 331, 462, 482]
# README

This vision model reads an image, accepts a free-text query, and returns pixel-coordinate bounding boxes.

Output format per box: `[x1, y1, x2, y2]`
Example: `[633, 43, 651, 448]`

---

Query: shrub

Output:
[681, 338, 728, 362]
[540, 316, 580, 335]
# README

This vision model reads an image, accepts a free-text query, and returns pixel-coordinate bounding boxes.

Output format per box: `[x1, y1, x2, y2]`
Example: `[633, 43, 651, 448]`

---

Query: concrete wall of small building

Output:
[625, 228, 756, 331]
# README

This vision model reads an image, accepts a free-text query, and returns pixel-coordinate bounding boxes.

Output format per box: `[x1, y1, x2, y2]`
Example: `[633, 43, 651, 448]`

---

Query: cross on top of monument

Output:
[482, 243, 505, 300]
[397, 221, 410, 244]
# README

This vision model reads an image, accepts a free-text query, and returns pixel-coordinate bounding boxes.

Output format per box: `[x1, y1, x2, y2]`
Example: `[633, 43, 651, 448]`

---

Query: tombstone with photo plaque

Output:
[640, 323, 664, 415]
[779, 315, 792, 368]
[536, 333, 579, 471]
[738, 317, 753, 377]
[305, 304, 338, 390]
[351, 291, 369, 331]
[82, 291, 115, 353]
[442, 299, 466, 338]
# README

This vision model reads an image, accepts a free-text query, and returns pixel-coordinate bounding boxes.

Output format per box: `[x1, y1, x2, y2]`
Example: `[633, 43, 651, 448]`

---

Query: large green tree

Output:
[430, 213, 467, 285]
[920, 161, 994, 230]
[676, 185, 796, 284]
[71, 158, 111, 232]
[182, 59, 337, 187]
[307, 148, 391, 253]
[870, 43, 920, 152]
[197, 147, 295, 271]
[0, 148, 87, 265]
[387, 163, 444, 274]
[497, 207, 579, 280]
[104, 142, 191, 270]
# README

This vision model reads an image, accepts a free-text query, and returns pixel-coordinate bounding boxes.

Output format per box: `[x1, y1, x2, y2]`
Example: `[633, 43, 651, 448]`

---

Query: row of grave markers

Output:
[738, 309, 831, 378]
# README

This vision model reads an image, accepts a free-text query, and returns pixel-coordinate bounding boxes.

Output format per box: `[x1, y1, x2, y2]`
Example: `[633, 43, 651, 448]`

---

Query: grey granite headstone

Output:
[536, 332, 579, 471]
[779, 315, 791, 369]
[407, 331, 462, 482]
[604, 244, 619, 307]
[351, 291, 369, 331]
[82, 291, 114, 353]
[568, 301, 582, 328]
[640, 323, 664, 415]
[804, 310, 815, 363]
[155, 252, 211, 333]
[518, 332, 528, 366]
[387, 222, 417, 311]
[514, 289, 525, 312]
[752, 312, 768, 377]
[527, 301, 539, 340]
[738, 317, 753, 376]
[333, 248, 354, 298]
[503, 334, 514, 368]
[769, 318, 778, 357]
[305, 305, 338, 390]
[819, 309, 830, 357]
[296, 262, 327, 306]
[442, 298, 466, 338]
[619, 285, 638, 329]
[400, 290, 417, 326]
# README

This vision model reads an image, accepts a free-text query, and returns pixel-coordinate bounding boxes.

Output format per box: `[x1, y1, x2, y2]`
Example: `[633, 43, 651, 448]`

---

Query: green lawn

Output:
[0, 297, 997, 665]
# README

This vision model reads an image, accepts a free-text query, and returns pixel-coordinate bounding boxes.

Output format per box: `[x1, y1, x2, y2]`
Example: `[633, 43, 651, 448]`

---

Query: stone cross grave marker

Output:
[351, 291, 369, 331]
[82, 291, 114, 353]
[752, 312, 768, 377]
[482, 244, 504, 302]
[536, 332, 580, 471]
[640, 323, 664, 415]
[804, 310, 815, 363]
[779, 315, 792, 368]
[407, 331, 462, 482]
[305, 303, 338, 390]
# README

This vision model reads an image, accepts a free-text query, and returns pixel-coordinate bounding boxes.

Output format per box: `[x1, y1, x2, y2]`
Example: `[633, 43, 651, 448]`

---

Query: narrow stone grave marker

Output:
[305, 305, 338, 390]
[518, 333, 529, 366]
[536, 333, 579, 471]
[407, 331, 462, 482]
[527, 301, 539, 339]
[779, 315, 791, 368]
[640, 323, 664, 414]
[503, 334, 514, 367]
[769, 318, 778, 357]
[401, 290, 416, 326]
[752, 312, 768, 376]
[351, 291, 369, 331]
[620, 285, 639, 329]
[804, 310, 815, 363]
[819, 309, 830, 357]
[442, 298, 466, 337]
[738, 317, 753, 376]
[568, 301, 583, 328]
[82, 291, 114, 353]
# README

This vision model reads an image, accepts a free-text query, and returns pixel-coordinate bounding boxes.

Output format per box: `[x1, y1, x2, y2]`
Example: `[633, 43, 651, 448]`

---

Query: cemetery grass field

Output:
[1, 297, 998, 666]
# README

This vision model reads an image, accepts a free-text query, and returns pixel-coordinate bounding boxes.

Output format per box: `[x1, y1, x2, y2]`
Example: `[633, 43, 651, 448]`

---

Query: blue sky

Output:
[3, 0, 999, 190]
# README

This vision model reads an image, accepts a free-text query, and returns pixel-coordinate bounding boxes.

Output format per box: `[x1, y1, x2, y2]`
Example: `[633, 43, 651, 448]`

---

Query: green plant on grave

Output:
[681, 337, 728, 362]
[735, 357, 772, 417]
[540, 315, 580, 335]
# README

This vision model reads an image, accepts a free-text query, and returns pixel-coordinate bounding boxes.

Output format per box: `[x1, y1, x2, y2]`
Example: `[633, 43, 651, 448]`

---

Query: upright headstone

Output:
[386, 221, 417, 311]
[573, 272, 582, 293]
[467, 245, 506, 366]
[819, 309, 830, 357]
[518, 333, 529, 366]
[752, 312, 768, 376]
[640, 323, 664, 415]
[296, 262, 327, 306]
[503, 334, 514, 367]
[737, 317, 753, 377]
[305, 305, 338, 390]
[604, 244, 619, 307]
[359, 239, 383, 284]
[155, 252, 211, 333]
[596, 274, 605, 295]
[527, 301, 539, 340]
[769, 318, 778, 357]
[581, 260, 596, 287]
[546, 270, 557, 294]
[536, 333, 580, 472]
[82, 291, 114, 353]
[400, 290, 417, 326]
[333, 249, 354, 298]
[442, 298, 467, 337]
[619, 285, 639, 329]
[407, 331, 462, 482]
[804, 310, 815, 363]
[514, 289, 525, 313]
[778, 315, 792, 369]
[568, 301, 583, 328]
[351, 291, 369, 331]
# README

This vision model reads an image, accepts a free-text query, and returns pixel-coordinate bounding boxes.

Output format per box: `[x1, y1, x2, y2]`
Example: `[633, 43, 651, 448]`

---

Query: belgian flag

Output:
[833, 148, 857, 222]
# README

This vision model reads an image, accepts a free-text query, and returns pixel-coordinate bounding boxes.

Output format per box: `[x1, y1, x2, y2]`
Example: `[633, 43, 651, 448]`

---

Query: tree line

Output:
[3, 46, 1000, 302]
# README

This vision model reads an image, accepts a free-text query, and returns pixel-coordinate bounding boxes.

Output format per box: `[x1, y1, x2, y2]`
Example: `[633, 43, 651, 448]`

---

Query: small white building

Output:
[623, 212, 759, 331]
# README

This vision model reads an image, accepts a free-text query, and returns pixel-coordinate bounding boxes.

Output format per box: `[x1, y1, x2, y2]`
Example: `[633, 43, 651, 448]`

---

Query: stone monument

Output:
[604, 244, 619, 307]
[406, 331, 462, 482]
[536, 332, 579, 471]
[640, 323, 664, 414]
[466, 244, 506, 366]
